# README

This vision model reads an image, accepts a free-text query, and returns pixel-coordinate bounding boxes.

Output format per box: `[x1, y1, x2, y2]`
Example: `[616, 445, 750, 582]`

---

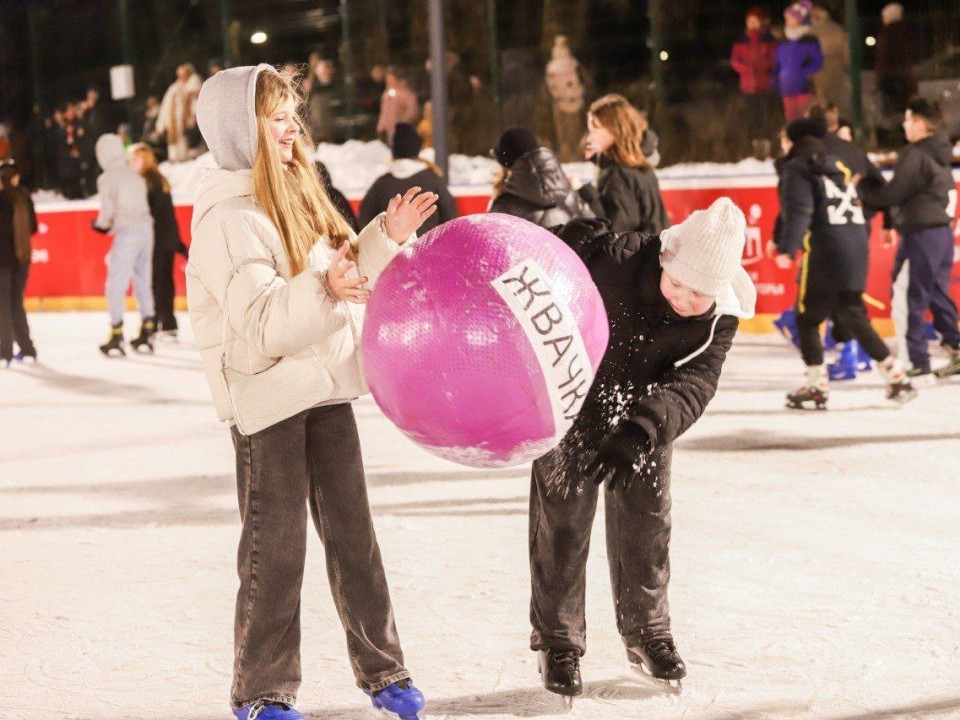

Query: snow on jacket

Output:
[93, 134, 153, 232]
[488, 147, 594, 229]
[580, 156, 669, 235]
[731, 29, 778, 94]
[772, 30, 824, 97]
[550, 219, 754, 452]
[358, 158, 457, 234]
[857, 134, 957, 236]
[186, 64, 406, 426]
[776, 135, 872, 296]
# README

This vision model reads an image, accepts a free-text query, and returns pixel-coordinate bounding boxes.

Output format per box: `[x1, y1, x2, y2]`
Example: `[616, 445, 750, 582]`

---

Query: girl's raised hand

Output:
[324, 243, 369, 304]
[384, 186, 439, 243]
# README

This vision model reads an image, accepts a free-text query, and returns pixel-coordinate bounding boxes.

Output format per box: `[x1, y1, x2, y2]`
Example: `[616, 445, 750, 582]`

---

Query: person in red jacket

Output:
[731, 7, 778, 157]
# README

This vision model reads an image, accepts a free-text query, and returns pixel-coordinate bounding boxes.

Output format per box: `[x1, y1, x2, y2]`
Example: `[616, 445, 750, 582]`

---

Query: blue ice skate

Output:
[828, 340, 860, 381]
[774, 309, 801, 348]
[232, 700, 303, 720]
[856, 344, 872, 372]
[366, 680, 426, 720]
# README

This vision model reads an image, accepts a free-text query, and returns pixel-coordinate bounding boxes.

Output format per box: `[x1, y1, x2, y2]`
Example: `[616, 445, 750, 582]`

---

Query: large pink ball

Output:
[362, 214, 609, 467]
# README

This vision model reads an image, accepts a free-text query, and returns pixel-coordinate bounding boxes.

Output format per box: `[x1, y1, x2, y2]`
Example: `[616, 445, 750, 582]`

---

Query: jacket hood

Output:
[95, 134, 127, 171]
[388, 158, 429, 180]
[196, 64, 278, 171]
[714, 267, 757, 319]
[191, 167, 254, 232]
[914, 133, 953, 168]
[503, 147, 572, 209]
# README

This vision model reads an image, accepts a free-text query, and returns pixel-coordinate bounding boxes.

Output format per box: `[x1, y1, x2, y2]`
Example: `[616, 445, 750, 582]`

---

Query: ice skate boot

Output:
[129, 317, 157, 353]
[856, 344, 872, 372]
[878, 357, 917, 402]
[626, 636, 686, 690]
[232, 700, 303, 719]
[13, 349, 37, 363]
[827, 340, 859, 381]
[366, 679, 425, 720]
[99, 323, 126, 357]
[787, 366, 829, 410]
[773, 309, 801, 348]
[538, 648, 582, 710]
[934, 348, 960, 379]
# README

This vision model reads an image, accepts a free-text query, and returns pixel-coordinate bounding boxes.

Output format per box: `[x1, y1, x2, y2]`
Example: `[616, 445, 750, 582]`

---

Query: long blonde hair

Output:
[128, 143, 170, 193]
[588, 94, 651, 171]
[253, 68, 352, 276]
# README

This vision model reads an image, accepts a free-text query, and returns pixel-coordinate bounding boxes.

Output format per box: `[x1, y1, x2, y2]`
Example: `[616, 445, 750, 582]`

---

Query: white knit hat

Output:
[658, 197, 747, 297]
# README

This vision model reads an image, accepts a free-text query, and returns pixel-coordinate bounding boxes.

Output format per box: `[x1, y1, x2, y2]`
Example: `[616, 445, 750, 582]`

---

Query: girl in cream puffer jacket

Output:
[186, 65, 437, 719]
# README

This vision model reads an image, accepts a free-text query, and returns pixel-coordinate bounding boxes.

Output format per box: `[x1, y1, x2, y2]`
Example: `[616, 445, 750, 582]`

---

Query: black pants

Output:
[229, 404, 409, 708]
[152, 249, 177, 331]
[529, 443, 673, 657]
[796, 291, 889, 367]
[0, 263, 35, 361]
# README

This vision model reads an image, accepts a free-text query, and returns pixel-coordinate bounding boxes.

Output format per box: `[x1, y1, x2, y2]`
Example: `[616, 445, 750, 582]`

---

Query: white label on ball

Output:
[491, 259, 594, 441]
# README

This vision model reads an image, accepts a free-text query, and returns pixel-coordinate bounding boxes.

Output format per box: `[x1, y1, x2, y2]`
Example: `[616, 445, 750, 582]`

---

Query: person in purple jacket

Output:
[772, 1, 824, 121]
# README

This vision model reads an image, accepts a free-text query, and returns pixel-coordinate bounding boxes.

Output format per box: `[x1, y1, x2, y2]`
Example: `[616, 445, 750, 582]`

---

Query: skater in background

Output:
[853, 98, 960, 379]
[92, 134, 156, 357]
[157, 63, 202, 162]
[772, 1, 823, 121]
[129, 143, 187, 339]
[0, 159, 37, 366]
[187, 65, 437, 720]
[315, 161, 359, 232]
[730, 6, 778, 158]
[580, 94, 668, 234]
[359, 123, 455, 235]
[376, 67, 419, 144]
[488, 127, 594, 228]
[530, 198, 756, 704]
[773, 117, 913, 408]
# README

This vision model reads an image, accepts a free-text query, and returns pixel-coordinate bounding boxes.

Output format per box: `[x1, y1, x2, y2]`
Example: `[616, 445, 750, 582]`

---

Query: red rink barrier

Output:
[25, 177, 960, 331]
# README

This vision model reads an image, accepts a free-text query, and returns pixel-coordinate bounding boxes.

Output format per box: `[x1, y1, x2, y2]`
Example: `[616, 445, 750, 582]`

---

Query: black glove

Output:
[90, 220, 110, 235]
[550, 217, 611, 260]
[585, 422, 653, 492]
[177, 241, 190, 259]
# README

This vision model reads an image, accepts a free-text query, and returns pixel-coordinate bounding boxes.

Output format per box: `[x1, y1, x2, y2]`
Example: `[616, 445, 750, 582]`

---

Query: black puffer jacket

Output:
[145, 180, 183, 254]
[857, 133, 956, 235]
[580, 156, 668, 234]
[552, 220, 742, 456]
[358, 161, 458, 235]
[776, 135, 872, 295]
[489, 147, 594, 228]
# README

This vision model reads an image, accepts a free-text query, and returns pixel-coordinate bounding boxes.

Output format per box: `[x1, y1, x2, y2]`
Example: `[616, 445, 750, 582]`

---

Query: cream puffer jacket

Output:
[186, 166, 402, 426]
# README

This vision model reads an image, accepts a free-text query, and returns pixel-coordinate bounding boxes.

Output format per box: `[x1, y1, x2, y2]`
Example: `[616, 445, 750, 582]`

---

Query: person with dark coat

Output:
[315, 161, 359, 232]
[358, 123, 456, 234]
[773, 117, 913, 408]
[83, 88, 114, 193]
[488, 127, 594, 228]
[772, 1, 824, 121]
[530, 199, 756, 702]
[129, 143, 185, 338]
[580, 94, 668, 235]
[854, 99, 960, 378]
[0, 160, 38, 365]
[875, 3, 922, 119]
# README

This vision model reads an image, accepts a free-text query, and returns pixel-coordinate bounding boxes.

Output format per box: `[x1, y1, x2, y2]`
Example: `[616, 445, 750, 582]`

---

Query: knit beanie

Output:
[492, 127, 539, 168]
[784, 0, 813, 24]
[659, 197, 747, 297]
[786, 116, 827, 143]
[391, 122, 423, 159]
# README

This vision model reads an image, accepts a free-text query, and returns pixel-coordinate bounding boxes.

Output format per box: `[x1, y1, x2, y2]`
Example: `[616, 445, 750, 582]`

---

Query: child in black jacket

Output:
[531, 198, 755, 702]
[774, 118, 914, 408]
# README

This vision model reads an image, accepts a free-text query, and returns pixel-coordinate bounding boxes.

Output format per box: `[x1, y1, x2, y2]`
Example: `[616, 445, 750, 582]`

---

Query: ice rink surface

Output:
[2, 312, 959, 720]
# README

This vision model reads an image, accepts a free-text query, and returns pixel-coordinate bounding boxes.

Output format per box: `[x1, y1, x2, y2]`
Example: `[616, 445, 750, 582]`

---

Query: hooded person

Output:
[358, 122, 456, 235]
[91, 133, 156, 356]
[772, 0, 824, 121]
[487, 127, 594, 228]
[528, 198, 757, 703]
[774, 117, 915, 409]
[184, 64, 438, 720]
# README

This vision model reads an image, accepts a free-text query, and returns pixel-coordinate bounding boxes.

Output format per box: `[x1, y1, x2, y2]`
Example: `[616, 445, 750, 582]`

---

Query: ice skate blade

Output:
[785, 400, 827, 410]
[628, 661, 684, 693]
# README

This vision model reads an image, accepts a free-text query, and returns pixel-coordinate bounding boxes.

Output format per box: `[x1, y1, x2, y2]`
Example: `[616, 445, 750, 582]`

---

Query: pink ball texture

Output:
[362, 213, 609, 467]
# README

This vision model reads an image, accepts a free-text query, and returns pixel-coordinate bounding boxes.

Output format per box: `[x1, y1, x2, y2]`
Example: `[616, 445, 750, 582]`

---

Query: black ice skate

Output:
[99, 324, 126, 357]
[785, 385, 828, 410]
[878, 357, 917, 403]
[130, 317, 157, 354]
[934, 349, 960, 379]
[537, 648, 582, 709]
[885, 379, 917, 403]
[626, 637, 686, 690]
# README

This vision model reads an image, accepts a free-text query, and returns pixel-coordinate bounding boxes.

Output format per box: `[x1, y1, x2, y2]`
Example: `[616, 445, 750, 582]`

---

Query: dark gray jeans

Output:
[529, 444, 673, 656]
[229, 404, 409, 708]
